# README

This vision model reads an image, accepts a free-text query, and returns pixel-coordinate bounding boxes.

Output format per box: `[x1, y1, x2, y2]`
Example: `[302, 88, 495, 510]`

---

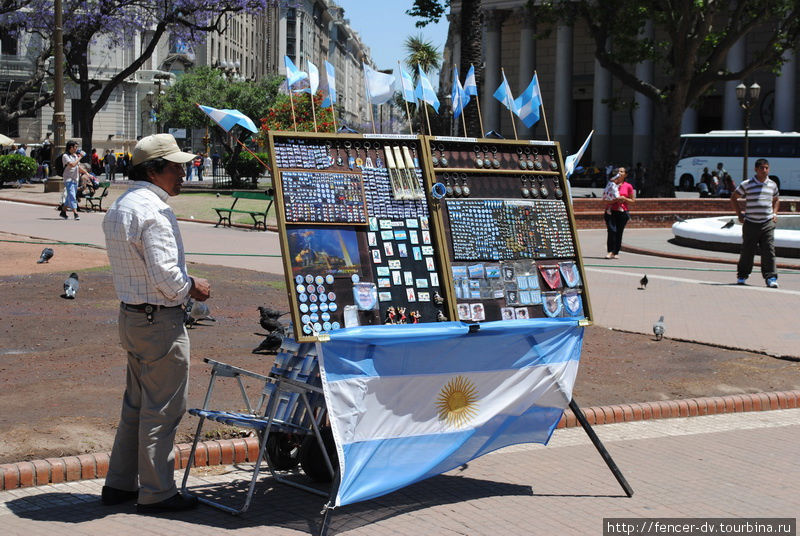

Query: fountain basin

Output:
[671, 215, 800, 258]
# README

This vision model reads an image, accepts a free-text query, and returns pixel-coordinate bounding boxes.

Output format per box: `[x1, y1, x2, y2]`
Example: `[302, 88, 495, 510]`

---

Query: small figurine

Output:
[436, 310, 448, 322]
[385, 306, 396, 325]
[397, 306, 407, 324]
[433, 292, 444, 306]
[409, 310, 421, 324]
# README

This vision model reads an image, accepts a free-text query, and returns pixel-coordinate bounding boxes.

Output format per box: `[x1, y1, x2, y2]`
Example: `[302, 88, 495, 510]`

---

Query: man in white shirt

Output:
[101, 133, 211, 513]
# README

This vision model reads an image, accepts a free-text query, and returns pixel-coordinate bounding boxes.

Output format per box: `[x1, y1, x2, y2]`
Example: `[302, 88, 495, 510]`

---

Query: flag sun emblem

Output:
[436, 375, 479, 428]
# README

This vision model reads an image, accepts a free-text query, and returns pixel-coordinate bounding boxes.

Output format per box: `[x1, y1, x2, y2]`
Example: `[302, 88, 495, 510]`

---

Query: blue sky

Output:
[335, 1, 449, 72]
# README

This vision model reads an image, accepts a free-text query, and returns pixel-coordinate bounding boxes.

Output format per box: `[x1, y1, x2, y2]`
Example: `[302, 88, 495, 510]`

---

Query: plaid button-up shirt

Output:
[103, 181, 191, 306]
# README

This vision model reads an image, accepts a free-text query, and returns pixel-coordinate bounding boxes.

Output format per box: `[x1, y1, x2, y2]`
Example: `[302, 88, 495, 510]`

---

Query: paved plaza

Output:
[1, 198, 798, 535]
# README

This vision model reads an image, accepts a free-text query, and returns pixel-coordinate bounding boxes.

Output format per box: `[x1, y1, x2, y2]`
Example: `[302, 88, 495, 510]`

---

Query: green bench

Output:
[213, 190, 274, 231]
[83, 181, 111, 212]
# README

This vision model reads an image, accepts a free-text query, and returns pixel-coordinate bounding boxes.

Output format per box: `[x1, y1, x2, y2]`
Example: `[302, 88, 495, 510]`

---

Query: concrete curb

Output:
[621, 243, 800, 271]
[2, 390, 798, 492]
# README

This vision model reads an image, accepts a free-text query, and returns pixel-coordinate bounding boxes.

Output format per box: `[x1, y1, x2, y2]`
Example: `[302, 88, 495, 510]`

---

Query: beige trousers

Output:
[105, 305, 190, 504]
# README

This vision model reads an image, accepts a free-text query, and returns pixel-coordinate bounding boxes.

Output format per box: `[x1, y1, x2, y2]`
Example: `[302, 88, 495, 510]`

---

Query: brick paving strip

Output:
[2, 390, 797, 491]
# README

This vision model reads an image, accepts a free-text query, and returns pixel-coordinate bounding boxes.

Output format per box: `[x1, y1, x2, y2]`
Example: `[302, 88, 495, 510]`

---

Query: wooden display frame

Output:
[266, 131, 593, 342]
[420, 135, 593, 324]
[268, 131, 456, 342]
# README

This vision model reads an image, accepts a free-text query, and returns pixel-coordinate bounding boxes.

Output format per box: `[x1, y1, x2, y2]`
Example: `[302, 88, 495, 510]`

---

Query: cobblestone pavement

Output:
[1, 409, 798, 535]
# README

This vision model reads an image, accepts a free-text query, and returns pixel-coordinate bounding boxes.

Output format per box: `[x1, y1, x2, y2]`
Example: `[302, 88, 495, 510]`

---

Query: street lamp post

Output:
[736, 81, 761, 181]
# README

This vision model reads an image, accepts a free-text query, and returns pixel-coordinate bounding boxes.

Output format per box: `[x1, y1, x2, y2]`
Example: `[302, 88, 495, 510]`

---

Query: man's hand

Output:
[737, 213, 744, 223]
[189, 277, 211, 301]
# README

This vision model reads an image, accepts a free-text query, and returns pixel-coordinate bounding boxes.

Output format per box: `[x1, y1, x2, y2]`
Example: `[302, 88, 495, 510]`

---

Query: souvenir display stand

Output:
[182, 132, 631, 535]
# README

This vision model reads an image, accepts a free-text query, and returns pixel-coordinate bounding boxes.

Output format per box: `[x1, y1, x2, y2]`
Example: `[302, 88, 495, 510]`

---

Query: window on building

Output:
[0, 28, 18, 55]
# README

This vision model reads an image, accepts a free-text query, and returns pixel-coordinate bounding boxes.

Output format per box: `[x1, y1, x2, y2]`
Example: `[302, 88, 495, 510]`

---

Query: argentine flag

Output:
[319, 318, 583, 506]
[493, 71, 517, 114]
[322, 61, 337, 107]
[415, 64, 440, 113]
[514, 73, 542, 128]
[284, 56, 308, 88]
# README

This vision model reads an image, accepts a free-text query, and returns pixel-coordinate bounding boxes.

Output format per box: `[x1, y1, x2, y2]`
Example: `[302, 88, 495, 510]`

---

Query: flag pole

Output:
[501, 68, 518, 140]
[472, 63, 485, 137]
[310, 92, 318, 132]
[363, 66, 377, 134]
[535, 70, 551, 141]
[329, 102, 337, 133]
[399, 62, 415, 134]
[288, 90, 298, 132]
[423, 103, 432, 135]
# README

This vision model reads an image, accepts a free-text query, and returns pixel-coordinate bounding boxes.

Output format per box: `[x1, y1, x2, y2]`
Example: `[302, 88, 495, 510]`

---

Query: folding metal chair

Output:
[180, 340, 336, 515]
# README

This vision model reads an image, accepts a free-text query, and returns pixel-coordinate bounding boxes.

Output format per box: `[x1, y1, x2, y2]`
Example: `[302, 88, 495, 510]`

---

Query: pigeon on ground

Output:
[258, 306, 288, 331]
[721, 219, 735, 229]
[639, 274, 648, 290]
[184, 298, 215, 327]
[63, 272, 79, 299]
[674, 215, 687, 223]
[653, 316, 665, 341]
[252, 331, 284, 354]
[37, 247, 54, 264]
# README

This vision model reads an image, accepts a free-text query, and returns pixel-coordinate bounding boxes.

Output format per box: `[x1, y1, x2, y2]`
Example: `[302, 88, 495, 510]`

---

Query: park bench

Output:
[213, 190, 274, 231]
[83, 181, 110, 211]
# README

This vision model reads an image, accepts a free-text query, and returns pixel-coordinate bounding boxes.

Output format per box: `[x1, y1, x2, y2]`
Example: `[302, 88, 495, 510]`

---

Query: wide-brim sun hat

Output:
[132, 133, 196, 166]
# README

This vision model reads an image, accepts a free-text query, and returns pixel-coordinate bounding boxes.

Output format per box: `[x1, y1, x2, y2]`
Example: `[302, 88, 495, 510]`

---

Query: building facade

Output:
[445, 0, 798, 170]
[1, 0, 379, 152]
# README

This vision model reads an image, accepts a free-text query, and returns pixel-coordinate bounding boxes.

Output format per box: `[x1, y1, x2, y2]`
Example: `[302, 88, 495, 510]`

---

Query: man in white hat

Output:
[101, 134, 210, 513]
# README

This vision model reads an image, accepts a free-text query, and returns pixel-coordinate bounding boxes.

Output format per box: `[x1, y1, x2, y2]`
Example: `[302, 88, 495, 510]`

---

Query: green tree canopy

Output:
[159, 66, 282, 185]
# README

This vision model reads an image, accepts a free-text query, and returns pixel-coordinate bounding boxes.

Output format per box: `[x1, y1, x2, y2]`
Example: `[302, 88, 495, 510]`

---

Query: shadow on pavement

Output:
[5, 474, 533, 534]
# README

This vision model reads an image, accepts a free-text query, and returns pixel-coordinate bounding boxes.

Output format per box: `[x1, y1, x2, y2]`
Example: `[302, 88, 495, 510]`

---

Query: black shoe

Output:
[59, 209, 67, 220]
[136, 492, 198, 514]
[101, 485, 138, 505]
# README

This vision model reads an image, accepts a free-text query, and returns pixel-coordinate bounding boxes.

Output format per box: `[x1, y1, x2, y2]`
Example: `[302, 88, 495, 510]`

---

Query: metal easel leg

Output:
[317, 471, 340, 536]
[568, 398, 634, 497]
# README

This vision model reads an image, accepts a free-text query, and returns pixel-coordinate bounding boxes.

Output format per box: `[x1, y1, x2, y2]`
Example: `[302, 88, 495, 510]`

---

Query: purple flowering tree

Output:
[4, 0, 292, 148]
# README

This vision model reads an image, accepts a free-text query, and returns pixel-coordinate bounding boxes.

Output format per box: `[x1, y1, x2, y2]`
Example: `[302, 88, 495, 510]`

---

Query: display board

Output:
[268, 132, 591, 342]
[268, 132, 453, 342]
[422, 136, 592, 324]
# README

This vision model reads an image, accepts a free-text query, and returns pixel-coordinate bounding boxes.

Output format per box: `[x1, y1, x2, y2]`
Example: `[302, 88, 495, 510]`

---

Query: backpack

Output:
[54, 153, 66, 176]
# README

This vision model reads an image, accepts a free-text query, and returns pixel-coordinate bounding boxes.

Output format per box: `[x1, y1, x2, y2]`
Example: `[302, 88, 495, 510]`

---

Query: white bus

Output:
[674, 130, 800, 191]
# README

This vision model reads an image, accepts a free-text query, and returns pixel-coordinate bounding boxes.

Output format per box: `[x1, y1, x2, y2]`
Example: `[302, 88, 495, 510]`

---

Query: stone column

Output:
[723, 38, 745, 130]
[482, 9, 505, 135]
[773, 49, 796, 132]
[632, 20, 654, 169]
[681, 108, 698, 134]
[592, 44, 612, 166]
[517, 7, 536, 139]
[554, 23, 573, 148]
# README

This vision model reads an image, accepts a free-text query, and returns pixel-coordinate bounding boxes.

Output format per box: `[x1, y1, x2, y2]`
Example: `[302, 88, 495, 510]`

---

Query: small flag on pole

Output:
[284, 56, 308, 88]
[493, 71, 517, 113]
[364, 63, 394, 104]
[564, 130, 594, 179]
[463, 65, 478, 97]
[397, 66, 417, 104]
[322, 61, 337, 107]
[197, 104, 258, 133]
[451, 66, 467, 119]
[306, 61, 319, 94]
[513, 74, 542, 128]
[415, 64, 440, 113]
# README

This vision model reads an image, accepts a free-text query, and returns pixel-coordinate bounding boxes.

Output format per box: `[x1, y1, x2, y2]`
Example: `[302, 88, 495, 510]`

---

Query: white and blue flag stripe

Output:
[318, 318, 583, 506]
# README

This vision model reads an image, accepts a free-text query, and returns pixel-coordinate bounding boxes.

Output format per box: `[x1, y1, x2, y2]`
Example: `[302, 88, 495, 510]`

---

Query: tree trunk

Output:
[647, 101, 683, 198]
[459, 0, 482, 137]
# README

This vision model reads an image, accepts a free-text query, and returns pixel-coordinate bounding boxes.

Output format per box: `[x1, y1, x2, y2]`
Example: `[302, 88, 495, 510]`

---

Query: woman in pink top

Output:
[604, 167, 636, 259]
